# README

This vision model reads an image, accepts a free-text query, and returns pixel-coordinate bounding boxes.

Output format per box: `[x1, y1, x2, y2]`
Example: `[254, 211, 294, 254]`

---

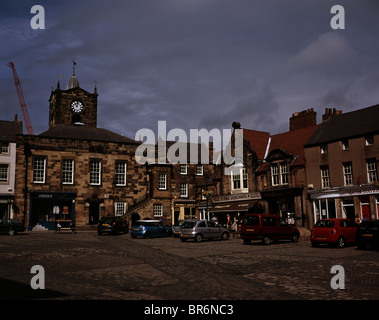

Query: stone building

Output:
[0, 117, 23, 219]
[304, 105, 379, 227]
[131, 140, 216, 226]
[13, 72, 146, 230]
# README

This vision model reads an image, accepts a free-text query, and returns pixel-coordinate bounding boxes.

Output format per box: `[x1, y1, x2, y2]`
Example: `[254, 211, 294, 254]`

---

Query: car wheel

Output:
[97, 231, 102, 235]
[221, 232, 229, 240]
[195, 233, 203, 243]
[262, 235, 270, 245]
[8, 229, 15, 236]
[291, 233, 299, 242]
[337, 237, 345, 248]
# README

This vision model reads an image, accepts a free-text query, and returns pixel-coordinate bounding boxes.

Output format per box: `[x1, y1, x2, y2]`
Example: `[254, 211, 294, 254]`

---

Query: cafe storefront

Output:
[28, 191, 76, 230]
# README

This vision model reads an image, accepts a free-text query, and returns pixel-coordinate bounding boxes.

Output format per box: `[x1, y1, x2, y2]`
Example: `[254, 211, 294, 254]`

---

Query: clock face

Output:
[71, 101, 84, 113]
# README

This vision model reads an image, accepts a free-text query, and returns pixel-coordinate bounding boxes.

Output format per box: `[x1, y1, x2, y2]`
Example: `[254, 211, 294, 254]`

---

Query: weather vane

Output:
[72, 58, 77, 76]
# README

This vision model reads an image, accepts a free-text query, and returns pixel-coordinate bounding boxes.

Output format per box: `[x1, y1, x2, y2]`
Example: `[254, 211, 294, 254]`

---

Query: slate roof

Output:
[38, 125, 139, 144]
[305, 104, 379, 147]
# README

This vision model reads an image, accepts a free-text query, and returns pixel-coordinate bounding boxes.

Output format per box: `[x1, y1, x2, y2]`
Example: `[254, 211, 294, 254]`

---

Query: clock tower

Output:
[48, 63, 98, 129]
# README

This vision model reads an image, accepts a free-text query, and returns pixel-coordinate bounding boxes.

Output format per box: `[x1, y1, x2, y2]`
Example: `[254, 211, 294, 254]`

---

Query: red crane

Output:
[7, 62, 34, 135]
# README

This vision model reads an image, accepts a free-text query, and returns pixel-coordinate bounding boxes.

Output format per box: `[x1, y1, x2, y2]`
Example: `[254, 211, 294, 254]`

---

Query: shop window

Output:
[341, 198, 354, 220]
[313, 198, 336, 222]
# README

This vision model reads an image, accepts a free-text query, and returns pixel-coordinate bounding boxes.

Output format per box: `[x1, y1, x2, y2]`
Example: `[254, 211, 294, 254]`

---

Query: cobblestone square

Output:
[1, 231, 379, 301]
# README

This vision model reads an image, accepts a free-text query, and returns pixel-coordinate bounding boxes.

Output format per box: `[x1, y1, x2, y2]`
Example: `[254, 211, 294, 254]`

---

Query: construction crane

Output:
[7, 62, 34, 135]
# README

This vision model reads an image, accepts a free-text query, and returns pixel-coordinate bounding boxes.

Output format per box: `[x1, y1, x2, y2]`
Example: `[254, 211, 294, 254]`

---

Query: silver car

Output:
[180, 220, 230, 242]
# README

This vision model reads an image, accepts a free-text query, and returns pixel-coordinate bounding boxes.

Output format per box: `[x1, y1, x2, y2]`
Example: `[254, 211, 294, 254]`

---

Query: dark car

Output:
[0, 219, 25, 235]
[97, 216, 129, 235]
[240, 214, 300, 245]
[356, 220, 379, 249]
[131, 220, 173, 238]
[310, 219, 358, 248]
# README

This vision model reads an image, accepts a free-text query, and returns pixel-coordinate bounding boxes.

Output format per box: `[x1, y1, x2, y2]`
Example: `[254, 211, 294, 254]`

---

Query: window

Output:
[115, 162, 126, 186]
[232, 171, 241, 189]
[196, 165, 203, 175]
[0, 164, 9, 182]
[158, 174, 166, 190]
[180, 183, 188, 197]
[342, 139, 349, 150]
[180, 164, 187, 175]
[115, 202, 127, 216]
[280, 163, 288, 184]
[231, 168, 248, 191]
[367, 159, 378, 183]
[33, 158, 46, 183]
[321, 166, 330, 188]
[271, 164, 279, 186]
[343, 162, 353, 186]
[62, 159, 74, 184]
[0, 143, 9, 154]
[321, 144, 328, 154]
[90, 161, 101, 185]
[153, 204, 163, 217]
[365, 135, 374, 146]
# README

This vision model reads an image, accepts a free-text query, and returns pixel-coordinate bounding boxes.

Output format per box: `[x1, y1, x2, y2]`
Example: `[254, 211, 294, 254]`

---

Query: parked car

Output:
[310, 219, 358, 248]
[131, 220, 172, 238]
[356, 220, 379, 249]
[172, 219, 186, 237]
[97, 216, 129, 235]
[240, 214, 300, 245]
[179, 219, 230, 242]
[0, 219, 25, 235]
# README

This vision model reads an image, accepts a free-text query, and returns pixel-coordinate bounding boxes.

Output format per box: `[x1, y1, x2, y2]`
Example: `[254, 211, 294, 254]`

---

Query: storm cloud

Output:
[1, 0, 379, 140]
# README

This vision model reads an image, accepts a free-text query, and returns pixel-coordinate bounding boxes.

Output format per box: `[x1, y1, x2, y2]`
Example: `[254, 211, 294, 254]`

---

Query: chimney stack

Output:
[289, 108, 317, 131]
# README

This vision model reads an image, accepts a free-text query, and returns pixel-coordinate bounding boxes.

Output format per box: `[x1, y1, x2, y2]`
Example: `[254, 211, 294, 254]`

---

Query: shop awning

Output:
[209, 200, 259, 213]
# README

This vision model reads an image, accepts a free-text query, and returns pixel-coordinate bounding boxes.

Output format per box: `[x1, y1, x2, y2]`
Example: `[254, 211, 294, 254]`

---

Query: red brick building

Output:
[304, 105, 379, 227]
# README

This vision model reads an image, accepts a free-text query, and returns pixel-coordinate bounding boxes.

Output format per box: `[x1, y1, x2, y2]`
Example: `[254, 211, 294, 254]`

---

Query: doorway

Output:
[89, 201, 99, 225]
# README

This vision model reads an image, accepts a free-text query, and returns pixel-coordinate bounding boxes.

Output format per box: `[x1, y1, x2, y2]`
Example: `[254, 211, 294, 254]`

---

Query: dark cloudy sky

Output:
[1, 0, 379, 140]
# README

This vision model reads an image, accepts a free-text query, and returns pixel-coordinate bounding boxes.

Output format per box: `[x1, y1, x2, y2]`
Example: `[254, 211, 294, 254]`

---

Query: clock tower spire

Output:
[48, 61, 98, 129]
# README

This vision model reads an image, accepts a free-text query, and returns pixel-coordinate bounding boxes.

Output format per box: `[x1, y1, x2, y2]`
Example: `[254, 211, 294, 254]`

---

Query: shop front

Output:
[172, 199, 196, 225]
[260, 187, 304, 226]
[209, 192, 261, 226]
[29, 191, 76, 230]
[308, 185, 379, 226]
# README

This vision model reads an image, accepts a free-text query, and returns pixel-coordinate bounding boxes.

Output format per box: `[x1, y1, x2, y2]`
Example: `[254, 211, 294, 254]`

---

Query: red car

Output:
[310, 219, 358, 248]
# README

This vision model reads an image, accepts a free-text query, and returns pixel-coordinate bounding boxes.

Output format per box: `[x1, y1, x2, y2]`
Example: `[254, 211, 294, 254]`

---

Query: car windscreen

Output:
[242, 216, 259, 226]
[314, 220, 335, 228]
[181, 221, 196, 228]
